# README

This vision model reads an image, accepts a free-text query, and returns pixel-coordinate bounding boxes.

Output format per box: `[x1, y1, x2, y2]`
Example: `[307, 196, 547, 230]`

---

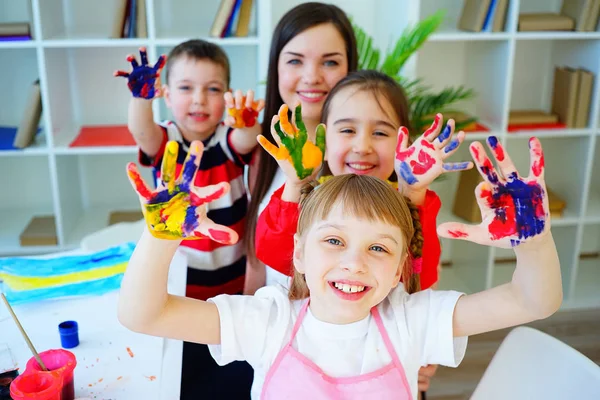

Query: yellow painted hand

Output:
[126, 140, 238, 244]
[225, 89, 264, 128]
[257, 104, 326, 180]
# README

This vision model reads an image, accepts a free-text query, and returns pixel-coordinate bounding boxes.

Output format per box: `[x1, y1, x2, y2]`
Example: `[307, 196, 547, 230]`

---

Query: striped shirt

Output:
[139, 121, 251, 300]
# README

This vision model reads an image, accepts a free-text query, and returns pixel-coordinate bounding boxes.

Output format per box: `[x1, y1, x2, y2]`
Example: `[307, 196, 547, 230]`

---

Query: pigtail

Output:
[299, 180, 320, 206]
[404, 198, 423, 294]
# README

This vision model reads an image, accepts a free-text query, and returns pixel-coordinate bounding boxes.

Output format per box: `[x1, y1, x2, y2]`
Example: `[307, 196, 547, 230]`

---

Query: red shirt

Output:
[255, 184, 442, 290]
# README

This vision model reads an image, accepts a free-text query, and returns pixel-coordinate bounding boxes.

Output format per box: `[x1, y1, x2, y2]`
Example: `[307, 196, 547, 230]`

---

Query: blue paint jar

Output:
[58, 321, 79, 349]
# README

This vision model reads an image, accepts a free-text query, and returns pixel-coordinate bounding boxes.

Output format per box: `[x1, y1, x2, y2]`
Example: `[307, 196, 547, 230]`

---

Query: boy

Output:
[115, 39, 262, 399]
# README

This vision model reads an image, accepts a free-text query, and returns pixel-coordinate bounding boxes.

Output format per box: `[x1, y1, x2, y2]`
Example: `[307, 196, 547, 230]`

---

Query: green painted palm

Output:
[353, 10, 477, 137]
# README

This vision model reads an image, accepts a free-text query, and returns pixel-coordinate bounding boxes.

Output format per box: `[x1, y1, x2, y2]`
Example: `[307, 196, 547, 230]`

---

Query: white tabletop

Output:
[0, 248, 187, 400]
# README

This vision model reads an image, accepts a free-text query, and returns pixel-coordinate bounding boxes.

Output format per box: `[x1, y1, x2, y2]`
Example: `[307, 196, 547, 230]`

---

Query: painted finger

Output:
[126, 162, 153, 201]
[437, 221, 486, 244]
[273, 119, 294, 150]
[258, 135, 288, 161]
[234, 89, 244, 110]
[255, 99, 265, 113]
[278, 104, 296, 136]
[224, 91, 235, 108]
[441, 131, 466, 158]
[180, 141, 204, 190]
[114, 70, 130, 78]
[528, 137, 545, 179]
[442, 161, 473, 172]
[436, 119, 455, 147]
[139, 47, 148, 66]
[195, 220, 239, 245]
[315, 124, 326, 156]
[269, 115, 285, 148]
[161, 141, 179, 193]
[292, 103, 306, 134]
[395, 127, 413, 162]
[190, 181, 230, 207]
[126, 54, 139, 69]
[245, 90, 255, 109]
[423, 113, 442, 140]
[486, 136, 518, 181]
[470, 141, 500, 185]
[153, 55, 167, 72]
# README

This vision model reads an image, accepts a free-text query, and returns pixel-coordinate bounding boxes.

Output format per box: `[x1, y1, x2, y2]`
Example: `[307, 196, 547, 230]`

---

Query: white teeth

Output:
[333, 282, 366, 293]
[348, 163, 373, 170]
[299, 92, 323, 98]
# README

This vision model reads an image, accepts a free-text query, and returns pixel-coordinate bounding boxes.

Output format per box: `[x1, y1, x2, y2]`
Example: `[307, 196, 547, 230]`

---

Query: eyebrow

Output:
[317, 223, 399, 245]
[333, 118, 396, 130]
[175, 79, 224, 86]
[283, 51, 344, 58]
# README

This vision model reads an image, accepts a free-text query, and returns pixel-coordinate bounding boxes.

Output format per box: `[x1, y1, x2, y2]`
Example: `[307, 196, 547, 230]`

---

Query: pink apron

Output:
[260, 300, 413, 399]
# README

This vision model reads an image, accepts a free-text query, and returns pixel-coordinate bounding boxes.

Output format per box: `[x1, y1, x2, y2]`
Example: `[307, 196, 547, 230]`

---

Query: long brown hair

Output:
[246, 2, 358, 265]
[319, 69, 412, 181]
[289, 174, 422, 300]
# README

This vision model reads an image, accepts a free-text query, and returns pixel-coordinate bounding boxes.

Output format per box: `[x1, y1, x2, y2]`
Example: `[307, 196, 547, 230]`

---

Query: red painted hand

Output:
[438, 136, 549, 249]
[395, 113, 473, 190]
[126, 140, 239, 244]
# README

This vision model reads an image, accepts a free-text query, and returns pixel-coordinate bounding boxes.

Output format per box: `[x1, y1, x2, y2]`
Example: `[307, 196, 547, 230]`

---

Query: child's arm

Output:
[224, 89, 265, 155]
[439, 137, 562, 338]
[114, 47, 166, 158]
[118, 140, 239, 344]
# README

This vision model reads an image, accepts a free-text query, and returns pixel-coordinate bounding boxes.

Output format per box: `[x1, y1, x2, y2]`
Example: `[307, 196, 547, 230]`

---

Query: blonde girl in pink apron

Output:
[119, 135, 562, 400]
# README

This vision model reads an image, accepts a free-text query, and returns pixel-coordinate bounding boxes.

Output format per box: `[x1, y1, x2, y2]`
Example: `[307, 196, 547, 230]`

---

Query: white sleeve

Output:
[207, 286, 292, 369]
[393, 288, 468, 367]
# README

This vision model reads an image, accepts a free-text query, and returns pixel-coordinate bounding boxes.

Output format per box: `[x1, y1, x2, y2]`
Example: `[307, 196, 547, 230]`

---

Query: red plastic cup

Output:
[9, 371, 61, 400]
[26, 349, 77, 400]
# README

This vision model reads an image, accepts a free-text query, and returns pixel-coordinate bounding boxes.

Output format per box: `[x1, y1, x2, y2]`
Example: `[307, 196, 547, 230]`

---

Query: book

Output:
[136, 0, 147, 38]
[560, 0, 594, 31]
[507, 122, 567, 132]
[458, 0, 492, 32]
[210, 0, 237, 37]
[574, 69, 594, 128]
[518, 13, 575, 31]
[69, 125, 136, 147]
[492, 0, 509, 32]
[0, 126, 19, 150]
[0, 22, 30, 36]
[222, 0, 242, 37]
[0, 35, 31, 41]
[234, 0, 253, 37]
[585, 0, 600, 31]
[127, 0, 137, 38]
[481, 0, 498, 32]
[20, 216, 58, 246]
[13, 80, 42, 149]
[508, 110, 559, 125]
[551, 67, 580, 127]
[111, 0, 129, 38]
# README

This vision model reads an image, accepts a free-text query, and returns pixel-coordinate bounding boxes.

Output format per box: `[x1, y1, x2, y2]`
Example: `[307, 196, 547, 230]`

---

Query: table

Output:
[0, 248, 187, 400]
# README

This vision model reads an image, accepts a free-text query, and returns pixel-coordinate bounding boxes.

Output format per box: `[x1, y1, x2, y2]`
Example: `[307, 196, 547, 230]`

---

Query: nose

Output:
[302, 62, 323, 85]
[340, 248, 367, 274]
[352, 132, 373, 154]
[193, 89, 207, 105]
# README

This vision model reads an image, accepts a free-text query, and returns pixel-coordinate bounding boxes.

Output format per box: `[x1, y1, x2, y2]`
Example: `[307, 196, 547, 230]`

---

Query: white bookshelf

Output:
[1, 0, 599, 309]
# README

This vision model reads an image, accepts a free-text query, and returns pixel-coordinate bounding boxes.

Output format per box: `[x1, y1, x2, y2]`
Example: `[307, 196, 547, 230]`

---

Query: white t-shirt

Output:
[256, 167, 291, 288]
[208, 285, 468, 399]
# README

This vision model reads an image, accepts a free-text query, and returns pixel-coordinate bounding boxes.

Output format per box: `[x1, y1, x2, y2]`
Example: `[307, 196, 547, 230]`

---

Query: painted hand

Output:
[395, 113, 473, 190]
[438, 136, 549, 249]
[114, 47, 166, 99]
[257, 104, 326, 181]
[126, 140, 238, 244]
[224, 89, 265, 128]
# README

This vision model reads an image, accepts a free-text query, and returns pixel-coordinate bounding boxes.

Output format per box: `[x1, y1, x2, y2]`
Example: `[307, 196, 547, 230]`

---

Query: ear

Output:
[163, 84, 172, 108]
[293, 234, 305, 274]
[390, 253, 406, 288]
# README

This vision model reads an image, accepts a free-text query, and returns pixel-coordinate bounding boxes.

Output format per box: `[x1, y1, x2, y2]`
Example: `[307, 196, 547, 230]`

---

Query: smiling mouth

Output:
[330, 281, 369, 293]
[346, 163, 376, 171]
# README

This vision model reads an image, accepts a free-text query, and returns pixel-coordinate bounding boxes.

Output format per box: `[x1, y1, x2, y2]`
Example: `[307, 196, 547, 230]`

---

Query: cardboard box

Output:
[19, 216, 58, 246]
[508, 110, 559, 125]
[518, 13, 575, 31]
[108, 210, 144, 225]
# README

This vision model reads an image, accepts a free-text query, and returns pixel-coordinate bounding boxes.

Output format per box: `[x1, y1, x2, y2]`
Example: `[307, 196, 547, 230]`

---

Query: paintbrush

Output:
[0, 293, 47, 371]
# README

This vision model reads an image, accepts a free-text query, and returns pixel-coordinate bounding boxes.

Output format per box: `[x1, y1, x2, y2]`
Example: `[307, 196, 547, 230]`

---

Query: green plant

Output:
[353, 10, 477, 137]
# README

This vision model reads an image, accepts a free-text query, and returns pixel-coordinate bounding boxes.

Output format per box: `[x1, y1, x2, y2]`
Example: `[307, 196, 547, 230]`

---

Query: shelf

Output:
[515, 32, 600, 40]
[42, 37, 150, 48]
[154, 37, 260, 47]
[0, 40, 38, 49]
[0, 131, 49, 157]
[506, 128, 593, 138]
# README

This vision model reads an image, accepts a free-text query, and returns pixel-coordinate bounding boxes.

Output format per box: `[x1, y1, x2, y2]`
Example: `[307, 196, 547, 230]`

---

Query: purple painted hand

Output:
[126, 140, 239, 244]
[438, 136, 549, 249]
[114, 47, 166, 99]
[395, 113, 473, 190]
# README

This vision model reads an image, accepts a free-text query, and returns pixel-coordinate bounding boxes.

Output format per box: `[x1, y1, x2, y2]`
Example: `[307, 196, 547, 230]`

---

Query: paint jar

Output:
[26, 349, 77, 400]
[58, 320, 79, 348]
[9, 371, 61, 400]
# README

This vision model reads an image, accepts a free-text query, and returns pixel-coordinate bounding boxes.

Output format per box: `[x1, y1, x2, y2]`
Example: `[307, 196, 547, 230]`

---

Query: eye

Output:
[324, 60, 339, 67]
[373, 131, 389, 137]
[340, 128, 355, 134]
[178, 85, 191, 91]
[369, 245, 387, 253]
[325, 238, 342, 246]
[287, 59, 301, 65]
[208, 87, 223, 93]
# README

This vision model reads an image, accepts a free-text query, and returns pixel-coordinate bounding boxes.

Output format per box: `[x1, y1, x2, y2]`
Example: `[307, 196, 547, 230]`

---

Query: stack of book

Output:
[0, 22, 31, 42]
[518, 0, 600, 32]
[111, 0, 147, 39]
[457, 0, 510, 32]
[210, 0, 254, 38]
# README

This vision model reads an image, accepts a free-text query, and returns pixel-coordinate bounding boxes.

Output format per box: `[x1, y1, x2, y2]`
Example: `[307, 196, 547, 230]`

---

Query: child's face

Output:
[278, 23, 348, 123]
[164, 57, 227, 141]
[294, 203, 405, 324]
[325, 87, 399, 181]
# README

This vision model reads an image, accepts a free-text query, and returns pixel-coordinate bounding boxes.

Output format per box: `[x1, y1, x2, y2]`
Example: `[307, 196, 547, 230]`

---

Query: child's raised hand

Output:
[126, 140, 238, 245]
[395, 113, 473, 190]
[114, 47, 166, 99]
[438, 136, 549, 249]
[224, 89, 264, 128]
[257, 103, 326, 181]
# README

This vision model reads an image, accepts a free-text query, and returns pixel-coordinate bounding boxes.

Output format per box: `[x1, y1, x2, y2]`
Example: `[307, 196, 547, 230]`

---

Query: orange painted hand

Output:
[224, 89, 264, 128]
[126, 140, 238, 244]
[257, 104, 326, 180]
